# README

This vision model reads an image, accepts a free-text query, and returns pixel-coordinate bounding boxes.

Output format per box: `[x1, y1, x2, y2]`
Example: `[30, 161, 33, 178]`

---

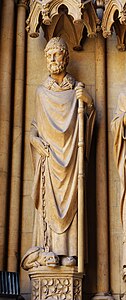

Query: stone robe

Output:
[111, 92, 126, 268]
[30, 74, 95, 257]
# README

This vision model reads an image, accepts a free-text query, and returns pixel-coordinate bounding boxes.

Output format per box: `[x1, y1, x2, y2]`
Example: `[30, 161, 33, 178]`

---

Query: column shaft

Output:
[7, 2, 27, 271]
[0, 0, 15, 269]
[95, 33, 109, 293]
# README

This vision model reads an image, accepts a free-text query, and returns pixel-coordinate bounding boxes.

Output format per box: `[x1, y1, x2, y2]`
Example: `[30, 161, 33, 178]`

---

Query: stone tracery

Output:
[26, 0, 126, 51]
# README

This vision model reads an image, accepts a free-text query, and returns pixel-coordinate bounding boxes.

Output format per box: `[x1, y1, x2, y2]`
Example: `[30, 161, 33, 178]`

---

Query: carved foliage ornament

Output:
[31, 277, 82, 300]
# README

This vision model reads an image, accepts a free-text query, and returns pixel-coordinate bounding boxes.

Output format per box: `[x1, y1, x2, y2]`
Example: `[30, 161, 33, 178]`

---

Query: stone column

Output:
[0, 0, 15, 269]
[93, 32, 112, 300]
[7, 0, 28, 271]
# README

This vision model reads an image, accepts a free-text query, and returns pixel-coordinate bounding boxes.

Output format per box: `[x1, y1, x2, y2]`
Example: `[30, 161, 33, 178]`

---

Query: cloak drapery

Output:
[111, 92, 126, 269]
[30, 74, 95, 256]
[111, 93, 126, 224]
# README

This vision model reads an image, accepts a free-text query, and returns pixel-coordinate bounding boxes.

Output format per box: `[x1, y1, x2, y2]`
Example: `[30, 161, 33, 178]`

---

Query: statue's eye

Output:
[55, 51, 63, 58]
[47, 54, 51, 58]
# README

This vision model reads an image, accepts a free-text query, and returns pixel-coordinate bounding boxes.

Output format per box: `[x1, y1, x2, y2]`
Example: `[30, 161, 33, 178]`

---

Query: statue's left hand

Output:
[75, 84, 93, 106]
[124, 114, 126, 126]
[30, 136, 50, 157]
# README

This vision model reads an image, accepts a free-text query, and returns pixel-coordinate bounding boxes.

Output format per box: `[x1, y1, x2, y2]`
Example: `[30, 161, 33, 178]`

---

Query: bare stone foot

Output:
[61, 256, 76, 266]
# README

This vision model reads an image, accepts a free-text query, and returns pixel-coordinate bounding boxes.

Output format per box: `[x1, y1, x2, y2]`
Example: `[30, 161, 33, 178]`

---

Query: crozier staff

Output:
[30, 37, 95, 268]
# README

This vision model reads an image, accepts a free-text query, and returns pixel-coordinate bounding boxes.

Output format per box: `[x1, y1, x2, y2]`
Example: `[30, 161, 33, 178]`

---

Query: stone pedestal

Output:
[92, 293, 114, 300]
[28, 266, 83, 300]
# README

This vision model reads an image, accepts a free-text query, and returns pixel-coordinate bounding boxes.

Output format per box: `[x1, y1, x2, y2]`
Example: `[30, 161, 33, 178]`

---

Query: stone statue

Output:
[111, 92, 126, 280]
[23, 37, 95, 269]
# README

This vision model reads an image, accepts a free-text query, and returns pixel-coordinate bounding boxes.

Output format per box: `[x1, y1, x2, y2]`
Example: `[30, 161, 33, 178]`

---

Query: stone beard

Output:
[47, 54, 67, 74]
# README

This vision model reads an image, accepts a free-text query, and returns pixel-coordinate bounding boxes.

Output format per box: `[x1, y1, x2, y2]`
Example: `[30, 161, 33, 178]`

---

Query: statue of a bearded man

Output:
[29, 37, 95, 267]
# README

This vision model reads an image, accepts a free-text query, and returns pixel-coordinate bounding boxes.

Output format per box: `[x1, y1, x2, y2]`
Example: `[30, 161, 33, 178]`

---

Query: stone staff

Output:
[76, 82, 85, 273]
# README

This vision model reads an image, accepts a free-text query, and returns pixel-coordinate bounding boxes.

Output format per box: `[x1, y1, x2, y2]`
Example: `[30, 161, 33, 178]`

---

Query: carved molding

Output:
[17, 0, 29, 8]
[82, 2, 100, 37]
[26, 1, 42, 37]
[32, 279, 39, 300]
[26, 0, 99, 49]
[101, 0, 126, 50]
[114, 20, 126, 50]
[73, 279, 82, 299]
[120, 3, 126, 25]
[101, 0, 123, 37]
[26, 0, 84, 37]
[42, 278, 72, 300]
[29, 267, 83, 300]
[26, 0, 126, 50]
[42, 12, 84, 50]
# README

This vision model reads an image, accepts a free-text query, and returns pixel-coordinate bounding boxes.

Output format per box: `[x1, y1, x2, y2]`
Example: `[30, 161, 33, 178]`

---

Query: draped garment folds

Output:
[30, 74, 95, 256]
[111, 93, 126, 225]
[111, 93, 126, 269]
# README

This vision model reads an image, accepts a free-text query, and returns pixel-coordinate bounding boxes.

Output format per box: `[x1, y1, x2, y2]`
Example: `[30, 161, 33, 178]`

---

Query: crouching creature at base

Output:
[21, 247, 59, 270]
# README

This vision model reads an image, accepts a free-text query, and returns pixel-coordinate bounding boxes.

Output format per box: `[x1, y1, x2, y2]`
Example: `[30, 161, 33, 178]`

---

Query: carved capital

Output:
[83, 2, 99, 37]
[96, 0, 105, 8]
[17, 0, 29, 8]
[102, 29, 111, 38]
[101, 0, 123, 38]
[41, 2, 52, 25]
[26, 0, 98, 48]
[120, 3, 126, 25]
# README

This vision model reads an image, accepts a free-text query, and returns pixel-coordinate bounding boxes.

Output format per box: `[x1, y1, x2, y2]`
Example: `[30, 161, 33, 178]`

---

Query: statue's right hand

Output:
[31, 136, 50, 157]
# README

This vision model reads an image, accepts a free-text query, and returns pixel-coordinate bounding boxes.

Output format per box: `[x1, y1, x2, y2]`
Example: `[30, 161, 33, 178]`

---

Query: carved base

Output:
[92, 293, 114, 300]
[28, 266, 83, 300]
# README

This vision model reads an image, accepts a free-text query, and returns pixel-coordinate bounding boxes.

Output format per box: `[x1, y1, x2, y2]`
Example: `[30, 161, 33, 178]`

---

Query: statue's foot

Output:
[61, 256, 76, 266]
[122, 266, 126, 282]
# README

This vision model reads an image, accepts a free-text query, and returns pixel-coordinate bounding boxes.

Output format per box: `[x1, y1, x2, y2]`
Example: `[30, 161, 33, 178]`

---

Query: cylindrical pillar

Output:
[95, 32, 109, 294]
[7, 0, 28, 271]
[0, 0, 15, 270]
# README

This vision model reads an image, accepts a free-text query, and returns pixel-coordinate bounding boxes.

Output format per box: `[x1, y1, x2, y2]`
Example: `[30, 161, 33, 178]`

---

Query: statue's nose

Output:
[50, 54, 55, 62]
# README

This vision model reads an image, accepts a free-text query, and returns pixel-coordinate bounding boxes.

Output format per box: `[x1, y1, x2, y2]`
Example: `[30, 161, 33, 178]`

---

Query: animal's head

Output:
[45, 252, 59, 267]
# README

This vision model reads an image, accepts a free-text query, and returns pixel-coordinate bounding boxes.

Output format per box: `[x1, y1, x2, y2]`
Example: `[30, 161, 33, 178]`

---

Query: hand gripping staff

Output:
[75, 82, 85, 274]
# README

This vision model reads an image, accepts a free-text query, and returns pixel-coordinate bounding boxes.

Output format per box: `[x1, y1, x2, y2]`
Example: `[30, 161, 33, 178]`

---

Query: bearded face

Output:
[46, 48, 68, 75]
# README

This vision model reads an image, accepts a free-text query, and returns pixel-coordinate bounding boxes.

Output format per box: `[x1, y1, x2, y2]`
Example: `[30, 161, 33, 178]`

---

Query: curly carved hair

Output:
[44, 37, 69, 66]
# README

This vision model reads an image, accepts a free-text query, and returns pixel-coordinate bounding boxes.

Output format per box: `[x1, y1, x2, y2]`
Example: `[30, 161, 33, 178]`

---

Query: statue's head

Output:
[44, 37, 69, 75]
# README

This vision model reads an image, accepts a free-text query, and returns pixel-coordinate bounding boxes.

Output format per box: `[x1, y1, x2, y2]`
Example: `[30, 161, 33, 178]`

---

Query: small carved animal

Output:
[21, 247, 59, 270]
